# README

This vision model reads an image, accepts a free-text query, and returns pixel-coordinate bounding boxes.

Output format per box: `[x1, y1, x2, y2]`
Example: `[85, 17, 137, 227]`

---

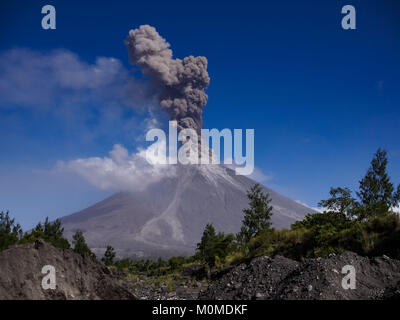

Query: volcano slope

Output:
[60, 164, 315, 258]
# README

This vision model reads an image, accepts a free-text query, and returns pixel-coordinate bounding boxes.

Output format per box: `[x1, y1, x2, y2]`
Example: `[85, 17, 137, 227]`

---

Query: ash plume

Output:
[125, 25, 210, 135]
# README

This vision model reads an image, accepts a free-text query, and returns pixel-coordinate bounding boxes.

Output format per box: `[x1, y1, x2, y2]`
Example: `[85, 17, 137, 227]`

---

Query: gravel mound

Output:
[126, 278, 206, 300]
[0, 241, 136, 300]
[199, 252, 400, 300]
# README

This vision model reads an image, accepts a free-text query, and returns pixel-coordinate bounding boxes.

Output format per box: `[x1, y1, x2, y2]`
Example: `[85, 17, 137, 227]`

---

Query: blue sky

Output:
[0, 0, 399, 229]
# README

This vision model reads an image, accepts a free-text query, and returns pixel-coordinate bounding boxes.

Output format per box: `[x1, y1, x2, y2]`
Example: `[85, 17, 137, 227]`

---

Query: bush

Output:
[249, 228, 311, 260]
[248, 211, 400, 261]
[196, 223, 234, 268]
[21, 217, 70, 250]
[72, 230, 96, 259]
[0, 211, 22, 251]
[101, 245, 116, 266]
[237, 184, 273, 247]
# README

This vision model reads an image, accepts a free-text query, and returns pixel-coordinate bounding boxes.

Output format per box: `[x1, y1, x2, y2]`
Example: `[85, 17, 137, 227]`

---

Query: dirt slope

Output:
[0, 241, 136, 300]
[2, 242, 398, 300]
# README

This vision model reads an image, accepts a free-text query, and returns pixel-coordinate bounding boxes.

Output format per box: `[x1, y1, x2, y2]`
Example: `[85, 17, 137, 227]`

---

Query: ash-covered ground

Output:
[1, 241, 399, 300]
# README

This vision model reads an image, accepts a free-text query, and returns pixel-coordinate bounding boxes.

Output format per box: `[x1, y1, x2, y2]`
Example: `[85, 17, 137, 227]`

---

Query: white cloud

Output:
[246, 167, 272, 182]
[392, 205, 400, 214]
[0, 48, 152, 110]
[295, 202, 399, 215]
[60, 142, 177, 192]
[295, 200, 324, 213]
[0, 48, 178, 208]
[0, 48, 163, 143]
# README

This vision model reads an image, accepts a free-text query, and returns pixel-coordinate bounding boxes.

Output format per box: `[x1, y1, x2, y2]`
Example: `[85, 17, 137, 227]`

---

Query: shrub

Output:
[101, 245, 116, 266]
[196, 223, 234, 268]
[21, 217, 70, 249]
[0, 211, 22, 251]
[72, 230, 96, 259]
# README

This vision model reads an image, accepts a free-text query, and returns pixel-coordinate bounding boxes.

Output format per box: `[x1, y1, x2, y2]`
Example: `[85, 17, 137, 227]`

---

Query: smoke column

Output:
[125, 25, 210, 135]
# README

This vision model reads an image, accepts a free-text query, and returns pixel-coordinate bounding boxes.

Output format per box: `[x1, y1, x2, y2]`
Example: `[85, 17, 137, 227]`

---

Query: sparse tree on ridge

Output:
[21, 216, 70, 249]
[0, 211, 22, 251]
[72, 230, 96, 259]
[237, 184, 274, 247]
[196, 223, 233, 268]
[356, 148, 400, 218]
[101, 245, 116, 266]
[318, 187, 359, 219]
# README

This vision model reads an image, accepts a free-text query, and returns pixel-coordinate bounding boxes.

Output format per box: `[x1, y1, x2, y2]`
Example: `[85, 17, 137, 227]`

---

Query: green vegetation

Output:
[0, 215, 96, 260]
[72, 230, 96, 259]
[1, 147, 399, 282]
[0, 211, 22, 251]
[247, 148, 400, 261]
[113, 255, 197, 276]
[356, 148, 400, 219]
[196, 223, 234, 268]
[237, 183, 274, 247]
[20, 217, 70, 249]
[102, 245, 116, 266]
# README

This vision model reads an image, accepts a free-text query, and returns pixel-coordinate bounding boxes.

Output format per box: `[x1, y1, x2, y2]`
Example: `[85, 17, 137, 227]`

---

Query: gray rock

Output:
[0, 241, 137, 300]
[199, 251, 400, 300]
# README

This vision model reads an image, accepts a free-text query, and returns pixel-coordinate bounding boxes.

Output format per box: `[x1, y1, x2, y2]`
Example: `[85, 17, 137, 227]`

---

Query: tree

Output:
[21, 217, 70, 249]
[72, 230, 95, 259]
[196, 223, 216, 267]
[237, 184, 274, 246]
[0, 211, 22, 251]
[196, 223, 233, 268]
[101, 245, 116, 266]
[168, 256, 181, 271]
[318, 187, 359, 219]
[357, 148, 400, 218]
[393, 185, 400, 214]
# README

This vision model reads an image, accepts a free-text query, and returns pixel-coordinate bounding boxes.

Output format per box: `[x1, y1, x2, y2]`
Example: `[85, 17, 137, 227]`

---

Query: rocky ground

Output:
[1, 242, 399, 300]
[124, 276, 207, 300]
[199, 251, 400, 300]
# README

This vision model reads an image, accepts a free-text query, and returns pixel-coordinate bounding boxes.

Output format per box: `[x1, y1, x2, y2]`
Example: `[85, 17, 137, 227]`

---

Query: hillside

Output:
[60, 164, 315, 258]
[0, 240, 136, 300]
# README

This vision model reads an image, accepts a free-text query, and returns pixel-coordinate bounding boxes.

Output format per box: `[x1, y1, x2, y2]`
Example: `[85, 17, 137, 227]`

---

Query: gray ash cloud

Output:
[125, 25, 210, 135]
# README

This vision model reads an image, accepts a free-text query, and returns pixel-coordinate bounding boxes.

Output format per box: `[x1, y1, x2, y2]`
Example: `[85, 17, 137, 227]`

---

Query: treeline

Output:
[197, 148, 400, 268]
[109, 149, 400, 276]
[1, 148, 399, 278]
[0, 209, 196, 273]
[108, 148, 400, 277]
[0, 214, 96, 258]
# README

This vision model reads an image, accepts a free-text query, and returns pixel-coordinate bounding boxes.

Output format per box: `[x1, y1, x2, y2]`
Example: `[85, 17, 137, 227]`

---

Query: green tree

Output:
[196, 223, 233, 268]
[318, 187, 359, 219]
[237, 184, 274, 246]
[101, 245, 116, 266]
[0, 211, 22, 251]
[357, 148, 400, 218]
[168, 256, 181, 271]
[21, 217, 70, 249]
[72, 230, 95, 259]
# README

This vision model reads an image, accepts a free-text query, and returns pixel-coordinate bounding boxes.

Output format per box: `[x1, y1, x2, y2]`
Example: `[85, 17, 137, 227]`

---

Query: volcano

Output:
[60, 164, 315, 259]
